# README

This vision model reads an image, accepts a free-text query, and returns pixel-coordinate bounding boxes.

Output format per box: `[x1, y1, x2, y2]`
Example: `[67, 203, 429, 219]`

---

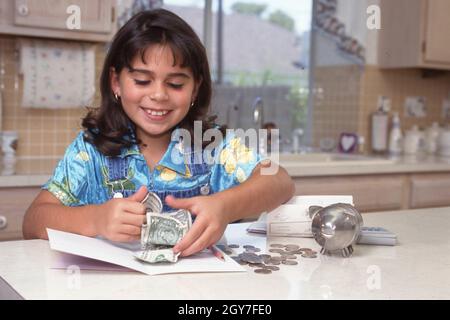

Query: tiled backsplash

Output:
[312, 65, 450, 152]
[0, 36, 104, 160]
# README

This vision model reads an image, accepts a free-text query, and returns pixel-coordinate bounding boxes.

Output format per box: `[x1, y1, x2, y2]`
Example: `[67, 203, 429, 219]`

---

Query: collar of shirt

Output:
[116, 127, 189, 176]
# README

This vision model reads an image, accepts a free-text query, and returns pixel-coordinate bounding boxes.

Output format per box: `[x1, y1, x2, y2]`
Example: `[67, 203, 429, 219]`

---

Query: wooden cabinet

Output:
[0, 187, 40, 241]
[293, 172, 450, 213]
[410, 173, 450, 208]
[293, 174, 408, 212]
[0, 0, 116, 42]
[378, 0, 450, 70]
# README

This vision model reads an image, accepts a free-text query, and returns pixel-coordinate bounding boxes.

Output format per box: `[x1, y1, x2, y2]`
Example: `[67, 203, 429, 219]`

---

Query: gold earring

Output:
[114, 93, 120, 101]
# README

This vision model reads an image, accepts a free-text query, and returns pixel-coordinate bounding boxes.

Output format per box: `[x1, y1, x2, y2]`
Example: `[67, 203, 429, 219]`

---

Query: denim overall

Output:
[104, 147, 212, 212]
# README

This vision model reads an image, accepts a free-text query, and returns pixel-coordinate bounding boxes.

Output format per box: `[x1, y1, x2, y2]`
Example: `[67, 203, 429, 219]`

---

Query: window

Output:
[163, 0, 313, 151]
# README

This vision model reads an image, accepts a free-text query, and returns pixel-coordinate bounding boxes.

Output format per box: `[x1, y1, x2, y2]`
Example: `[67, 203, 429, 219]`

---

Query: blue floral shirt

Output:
[43, 128, 265, 211]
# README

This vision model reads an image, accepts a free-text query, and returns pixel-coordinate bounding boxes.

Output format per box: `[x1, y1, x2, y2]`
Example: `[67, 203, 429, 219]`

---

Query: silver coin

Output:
[246, 247, 261, 253]
[248, 263, 265, 268]
[269, 249, 285, 254]
[283, 255, 298, 259]
[254, 268, 272, 274]
[259, 254, 271, 259]
[285, 244, 300, 251]
[243, 245, 255, 249]
[267, 260, 281, 265]
[263, 265, 280, 271]
[302, 254, 317, 259]
[228, 244, 240, 248]
[270, 244, 285, 248]
[282, 260, 298, 265]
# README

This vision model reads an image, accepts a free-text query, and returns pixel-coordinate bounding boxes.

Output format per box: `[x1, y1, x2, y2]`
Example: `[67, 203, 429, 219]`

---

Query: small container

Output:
[424, 122, 440, 154]
[371, 97, 390, 153]
[388, 112, 403, 155]
[403, 125, 425, 155]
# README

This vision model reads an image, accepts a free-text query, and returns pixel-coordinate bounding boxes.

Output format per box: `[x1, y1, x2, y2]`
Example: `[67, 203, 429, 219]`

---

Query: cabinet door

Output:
[14, 0, 113, 33]
[0, 188, 40, 241]
[410, 173, 450, 208]
[293, 175, 407, 212]
[424, 0, 450, 64]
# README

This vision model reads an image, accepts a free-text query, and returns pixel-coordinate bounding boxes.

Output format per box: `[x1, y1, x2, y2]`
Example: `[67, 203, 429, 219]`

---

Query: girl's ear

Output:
[110, 67, 121, 96]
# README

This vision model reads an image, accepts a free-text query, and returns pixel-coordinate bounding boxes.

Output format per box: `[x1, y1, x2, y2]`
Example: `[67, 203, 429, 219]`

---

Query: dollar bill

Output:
[136, 193, 192, 263]
[134, 244, 181, 263]
[144, 210, 191, 246]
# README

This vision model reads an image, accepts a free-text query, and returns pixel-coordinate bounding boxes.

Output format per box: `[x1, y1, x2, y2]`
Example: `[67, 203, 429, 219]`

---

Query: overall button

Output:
[200, 184, 210, 195]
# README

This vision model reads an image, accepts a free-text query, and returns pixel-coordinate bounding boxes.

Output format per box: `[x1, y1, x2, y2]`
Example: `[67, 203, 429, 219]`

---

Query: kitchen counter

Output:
[1, 206, 449, 299]
[2, 154, 450, 187]
[281, 154, 450, 177]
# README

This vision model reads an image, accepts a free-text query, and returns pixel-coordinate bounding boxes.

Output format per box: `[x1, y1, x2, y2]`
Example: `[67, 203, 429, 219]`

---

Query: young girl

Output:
[23, 9, 294, 257]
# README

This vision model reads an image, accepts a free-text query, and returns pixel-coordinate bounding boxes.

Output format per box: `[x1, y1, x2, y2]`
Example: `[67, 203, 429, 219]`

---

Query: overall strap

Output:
[105, 156, 133, 198]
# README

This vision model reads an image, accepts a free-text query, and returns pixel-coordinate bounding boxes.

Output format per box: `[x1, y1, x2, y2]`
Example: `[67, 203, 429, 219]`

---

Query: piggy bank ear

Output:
[308, 205, 323, 219]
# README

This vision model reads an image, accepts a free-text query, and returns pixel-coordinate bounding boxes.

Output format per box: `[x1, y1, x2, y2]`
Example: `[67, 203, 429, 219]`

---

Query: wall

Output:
[311, 0, 450, 152]
[0, 36, 105, 173]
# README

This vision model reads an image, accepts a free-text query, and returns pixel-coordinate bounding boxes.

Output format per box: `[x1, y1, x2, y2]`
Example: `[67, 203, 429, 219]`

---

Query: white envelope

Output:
[267, 195, 354, 237]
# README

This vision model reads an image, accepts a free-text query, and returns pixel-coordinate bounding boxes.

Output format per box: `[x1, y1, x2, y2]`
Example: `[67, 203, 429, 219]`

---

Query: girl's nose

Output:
[149, 83, 169, 101]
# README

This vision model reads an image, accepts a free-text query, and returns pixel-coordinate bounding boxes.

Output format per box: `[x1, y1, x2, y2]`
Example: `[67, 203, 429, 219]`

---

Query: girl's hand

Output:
[166, 194, 230, 257]
[94, 186, 148, 242]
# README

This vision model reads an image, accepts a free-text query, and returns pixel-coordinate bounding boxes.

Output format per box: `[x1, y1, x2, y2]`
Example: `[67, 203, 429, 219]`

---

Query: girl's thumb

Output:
[165, 195, 190, 209]
[128, 186, 148, 202]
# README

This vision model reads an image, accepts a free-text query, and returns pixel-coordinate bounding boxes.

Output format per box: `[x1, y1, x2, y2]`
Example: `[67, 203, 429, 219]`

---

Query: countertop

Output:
[2, 154, 450, 187]
[1, 206, 449, 299]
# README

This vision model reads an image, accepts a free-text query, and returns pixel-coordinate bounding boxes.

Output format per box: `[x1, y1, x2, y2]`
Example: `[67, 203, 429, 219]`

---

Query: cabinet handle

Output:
[0, 215, 7, 230]
[17, 4, 29, 16]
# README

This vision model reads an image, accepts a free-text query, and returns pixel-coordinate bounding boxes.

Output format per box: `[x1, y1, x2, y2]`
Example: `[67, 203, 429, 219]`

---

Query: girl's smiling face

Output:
[111, 44, 199, 141]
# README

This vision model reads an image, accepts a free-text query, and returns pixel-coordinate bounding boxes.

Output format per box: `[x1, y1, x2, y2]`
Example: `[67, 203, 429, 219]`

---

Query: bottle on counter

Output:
[403, 125, 425, 155]
[388, 112, 403, 155]
[425, 122, 440, 155]
[371, 96, 390, 153]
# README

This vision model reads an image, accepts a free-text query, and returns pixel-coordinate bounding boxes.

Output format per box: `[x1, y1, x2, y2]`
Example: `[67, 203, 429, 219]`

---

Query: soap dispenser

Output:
[371, 96, 390, 153]
[388, 112, 403, 155]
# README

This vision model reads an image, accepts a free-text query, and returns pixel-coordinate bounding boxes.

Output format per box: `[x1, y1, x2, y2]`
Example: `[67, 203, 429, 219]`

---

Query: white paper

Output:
[266, 195, 354, 237]
[47, 229, 245, 275]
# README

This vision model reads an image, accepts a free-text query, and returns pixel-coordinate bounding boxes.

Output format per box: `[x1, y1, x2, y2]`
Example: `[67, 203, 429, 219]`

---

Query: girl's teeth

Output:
[146, 109, 169, 116]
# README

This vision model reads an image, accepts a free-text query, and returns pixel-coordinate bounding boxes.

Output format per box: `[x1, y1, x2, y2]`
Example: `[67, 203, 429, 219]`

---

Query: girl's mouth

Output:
[141, 107, 172, 121]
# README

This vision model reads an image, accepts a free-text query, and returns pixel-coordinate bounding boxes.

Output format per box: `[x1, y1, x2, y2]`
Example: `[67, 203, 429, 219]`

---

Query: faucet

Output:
[291, 128, 304, 153]
[252, 97, 264, 129]
[252, 97, 266, 155]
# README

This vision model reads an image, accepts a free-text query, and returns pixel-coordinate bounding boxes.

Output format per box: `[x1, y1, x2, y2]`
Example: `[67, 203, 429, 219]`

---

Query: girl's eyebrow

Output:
[128, 67, 190, 79]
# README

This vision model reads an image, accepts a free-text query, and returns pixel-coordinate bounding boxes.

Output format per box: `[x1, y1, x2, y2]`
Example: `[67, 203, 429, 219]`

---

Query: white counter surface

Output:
[1, 206, 449, 300]
[2, 154, 450, 187]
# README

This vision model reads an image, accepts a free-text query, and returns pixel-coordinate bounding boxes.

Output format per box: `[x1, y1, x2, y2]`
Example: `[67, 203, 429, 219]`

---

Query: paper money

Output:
[134, 244, 181, 263]
[135, 192, 192, 264]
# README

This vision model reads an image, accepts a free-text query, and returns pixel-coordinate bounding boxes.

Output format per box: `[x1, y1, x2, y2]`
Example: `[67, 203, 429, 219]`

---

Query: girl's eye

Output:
[134, 80, 150, 86]
[168, 83, 184, 89]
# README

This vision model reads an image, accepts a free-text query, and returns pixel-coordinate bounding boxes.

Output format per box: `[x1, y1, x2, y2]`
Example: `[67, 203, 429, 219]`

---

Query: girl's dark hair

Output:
[82, 9, 223, 156]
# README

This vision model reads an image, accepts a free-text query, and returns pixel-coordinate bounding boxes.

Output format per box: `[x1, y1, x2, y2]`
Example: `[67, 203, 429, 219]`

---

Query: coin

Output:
[285, 244, 300, 251]
[269, 249, 285, 254]
[259, 254, 271, 259]
[302, 254, 317, 259]
[243, 245, 255, 249]
[228, 244, 240, 248]
[267, 259, 280, 265]
[270, 244, 285, 248]
[282, 260, 298, 265]
[248, 263, 265, 268]
[263, 265, 280, 271]
[254, 268, 272, 274]
[283, 255, 297, 259]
